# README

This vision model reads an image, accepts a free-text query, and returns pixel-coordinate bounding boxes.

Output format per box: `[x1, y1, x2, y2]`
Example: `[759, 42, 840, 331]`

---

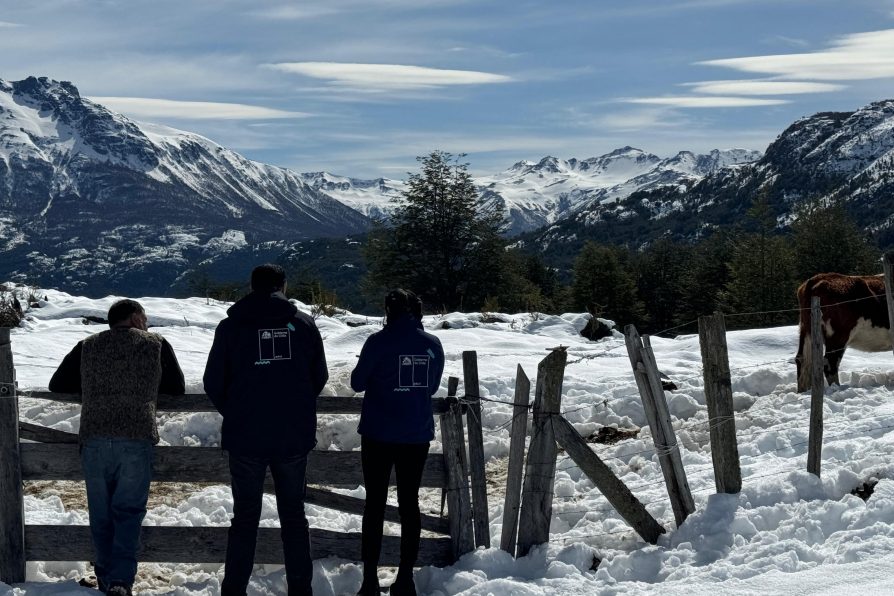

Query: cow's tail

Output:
[796, 278, 813, 392]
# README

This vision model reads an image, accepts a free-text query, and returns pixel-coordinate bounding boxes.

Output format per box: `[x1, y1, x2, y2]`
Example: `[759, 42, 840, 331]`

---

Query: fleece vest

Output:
[79, 328, 163, 444]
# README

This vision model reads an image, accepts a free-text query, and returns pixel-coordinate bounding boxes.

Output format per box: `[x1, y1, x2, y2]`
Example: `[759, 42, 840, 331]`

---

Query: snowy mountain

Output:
[299, 171, 405, 220]
[528, 99, 894, 257]
[476, 147, 760, 235]
[0, 76, 369, 294]
[303, 147, 761, 236]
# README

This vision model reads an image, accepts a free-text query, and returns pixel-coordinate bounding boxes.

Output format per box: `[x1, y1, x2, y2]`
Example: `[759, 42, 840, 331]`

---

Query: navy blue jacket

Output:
[203, 291, 328, 456]
[351, 314, 444, 444]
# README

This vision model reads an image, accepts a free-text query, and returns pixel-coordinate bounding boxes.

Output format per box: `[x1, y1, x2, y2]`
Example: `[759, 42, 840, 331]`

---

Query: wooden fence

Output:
[5, 260, 894, 584]
[0, 333, 492, 585]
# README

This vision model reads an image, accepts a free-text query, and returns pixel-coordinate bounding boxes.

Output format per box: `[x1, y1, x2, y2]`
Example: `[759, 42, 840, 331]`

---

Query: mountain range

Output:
[0, 76, 368, 294]
[2, 75, 893, 300]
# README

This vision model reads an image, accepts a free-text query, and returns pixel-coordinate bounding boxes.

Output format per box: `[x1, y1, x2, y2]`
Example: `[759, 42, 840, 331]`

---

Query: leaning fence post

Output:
[500, 365, 530, 556]
[551, 414, 665, 544]
[462, 351, 490, 548]
[440, 376, 474, 560]
[517, 347, 567, 557]
[625, 325, 694, 527]
[807, 296, 824, 477]
[698, 313, 742, 494]
[883, 251, 894, 360]
[0, 327, 25, 584]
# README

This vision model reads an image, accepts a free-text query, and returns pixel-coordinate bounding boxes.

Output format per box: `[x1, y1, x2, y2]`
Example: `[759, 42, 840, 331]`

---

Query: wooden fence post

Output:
[500, 365, 530, 556]
[698, 313, 742, 494]
[462, 351, 490, 548]
[807, 296, 824, 477]
[0, 327, 25, 584]
[517, 347, 566, 557]
[440, 375, 474, 560]
[551, 415, 665, 544]
[625, 325, 694, 527]
[883, 251, 894, 359]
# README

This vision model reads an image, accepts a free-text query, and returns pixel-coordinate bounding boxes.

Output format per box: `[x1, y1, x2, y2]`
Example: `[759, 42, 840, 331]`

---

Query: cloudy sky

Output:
[2, 0, 894, 178]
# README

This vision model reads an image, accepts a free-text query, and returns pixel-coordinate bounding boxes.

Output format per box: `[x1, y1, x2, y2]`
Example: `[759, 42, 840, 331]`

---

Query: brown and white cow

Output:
[795, 272, 891, 391]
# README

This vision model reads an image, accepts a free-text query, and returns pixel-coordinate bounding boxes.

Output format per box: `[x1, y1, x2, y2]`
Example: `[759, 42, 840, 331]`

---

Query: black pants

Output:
[360, 437, 430, 573]
[222, 452, 312, 596]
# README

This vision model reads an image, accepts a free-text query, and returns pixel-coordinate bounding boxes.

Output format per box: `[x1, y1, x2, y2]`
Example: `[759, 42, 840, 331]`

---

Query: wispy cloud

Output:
[267, 62, 513, 91]
[88, 97, 311, 120]
[626, 96, 789, 108]
[700, 29, 894, 80]
[249, 5, 341, 20]
[685, 80, 846, 95]
[764, 35, 810, 49]
[0, 21, 23, 28]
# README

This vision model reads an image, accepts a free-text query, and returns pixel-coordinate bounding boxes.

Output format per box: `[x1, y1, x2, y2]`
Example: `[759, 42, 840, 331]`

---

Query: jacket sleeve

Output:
[311, 322, 328, 396]
[48, 342, 83, 395]
[203, 321, 230, 415]
[429, 338, 445, 397]
[350, 335, 378, 393]
[159, 338, 186, 396]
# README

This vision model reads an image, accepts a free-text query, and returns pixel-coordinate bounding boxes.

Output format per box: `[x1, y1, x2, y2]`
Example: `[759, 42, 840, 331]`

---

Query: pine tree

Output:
[791, 198, 880, 280]
[363, 151, 506, 311]
[572, 242, 645, 328]
[634, 237, 691, 334]
[721, 196, 797, 328]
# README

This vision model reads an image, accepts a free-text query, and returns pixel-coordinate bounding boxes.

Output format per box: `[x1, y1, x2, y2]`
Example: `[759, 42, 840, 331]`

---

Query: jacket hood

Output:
[227, 291, 298, 323]
[385, 313, 422, 330]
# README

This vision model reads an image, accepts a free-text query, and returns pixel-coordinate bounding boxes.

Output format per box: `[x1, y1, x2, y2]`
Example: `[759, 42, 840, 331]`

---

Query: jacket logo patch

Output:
[258, 328, 292, 361]
[398, 354, 429, 387]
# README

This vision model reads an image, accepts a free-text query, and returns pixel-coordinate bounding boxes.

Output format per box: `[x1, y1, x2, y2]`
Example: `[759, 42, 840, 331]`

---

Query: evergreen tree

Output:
[674, 232, 733, 330]
[791, 198, 880, 280]
[634, 237, 691, 334]
[363, 151, 506, 311]
[721, 197, 797, 328]
[572, 242, 645, 327]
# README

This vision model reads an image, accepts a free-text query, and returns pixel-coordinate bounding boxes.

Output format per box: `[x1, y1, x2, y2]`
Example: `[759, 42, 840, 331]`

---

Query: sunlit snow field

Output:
[5, 288, 894, 595]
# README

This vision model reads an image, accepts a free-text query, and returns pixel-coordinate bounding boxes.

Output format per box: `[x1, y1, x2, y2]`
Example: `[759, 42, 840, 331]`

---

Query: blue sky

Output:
[2, 0, 894, 178]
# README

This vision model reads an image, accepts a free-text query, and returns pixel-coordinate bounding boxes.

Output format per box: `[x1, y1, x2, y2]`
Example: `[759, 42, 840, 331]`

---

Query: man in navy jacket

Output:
[204, 264, 328, 596]
[351, 289, 444, 596]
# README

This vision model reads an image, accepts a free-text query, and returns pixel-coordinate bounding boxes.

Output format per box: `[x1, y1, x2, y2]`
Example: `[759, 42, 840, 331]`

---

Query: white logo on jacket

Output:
[258, 328, 292, 361]
[398, 354, 429, 387]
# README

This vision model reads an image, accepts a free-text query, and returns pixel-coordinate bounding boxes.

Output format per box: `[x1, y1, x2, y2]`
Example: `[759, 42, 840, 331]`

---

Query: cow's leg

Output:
[823, 339, 846, 387]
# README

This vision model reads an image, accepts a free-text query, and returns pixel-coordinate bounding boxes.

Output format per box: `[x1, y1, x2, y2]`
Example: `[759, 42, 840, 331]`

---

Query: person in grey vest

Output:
[204, 264, 328, 596]
[50, 299, 185, 596]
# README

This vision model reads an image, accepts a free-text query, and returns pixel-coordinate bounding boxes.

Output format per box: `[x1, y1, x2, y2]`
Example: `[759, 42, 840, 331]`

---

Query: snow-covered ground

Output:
[4, 287, 894, 595]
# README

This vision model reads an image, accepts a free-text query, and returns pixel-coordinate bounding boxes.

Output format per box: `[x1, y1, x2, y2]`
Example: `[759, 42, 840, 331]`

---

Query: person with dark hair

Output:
[49, 299, 185, 596]
[204, 264, 328, 596]
[351, 289, 444, 596]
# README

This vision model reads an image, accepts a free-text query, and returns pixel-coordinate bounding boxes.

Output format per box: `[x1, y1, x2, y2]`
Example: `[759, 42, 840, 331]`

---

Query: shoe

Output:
[77, 577, 98, 590]
[106, 584, 133, 596]
[389, 572, 416, 596]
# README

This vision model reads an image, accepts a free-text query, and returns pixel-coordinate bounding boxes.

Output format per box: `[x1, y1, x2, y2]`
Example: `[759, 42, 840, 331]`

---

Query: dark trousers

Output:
[81, 438, 154, 590]
[360, 436, 430, 574]
[222, 452, 312, 596]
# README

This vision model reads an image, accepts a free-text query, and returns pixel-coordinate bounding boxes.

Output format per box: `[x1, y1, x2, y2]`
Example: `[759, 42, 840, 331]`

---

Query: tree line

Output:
[362, 151, 881, 334]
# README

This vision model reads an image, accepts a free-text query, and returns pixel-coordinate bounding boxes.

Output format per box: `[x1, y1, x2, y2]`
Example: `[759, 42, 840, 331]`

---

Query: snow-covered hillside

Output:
[6, 287, 894, 595]
[300, 172, 406, 220]
[0, 76, 370, 295]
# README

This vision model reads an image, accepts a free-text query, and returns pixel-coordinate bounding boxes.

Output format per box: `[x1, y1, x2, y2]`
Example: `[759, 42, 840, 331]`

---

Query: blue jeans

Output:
[81, 438, 154, 589]
[222, 452, 312, 596]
